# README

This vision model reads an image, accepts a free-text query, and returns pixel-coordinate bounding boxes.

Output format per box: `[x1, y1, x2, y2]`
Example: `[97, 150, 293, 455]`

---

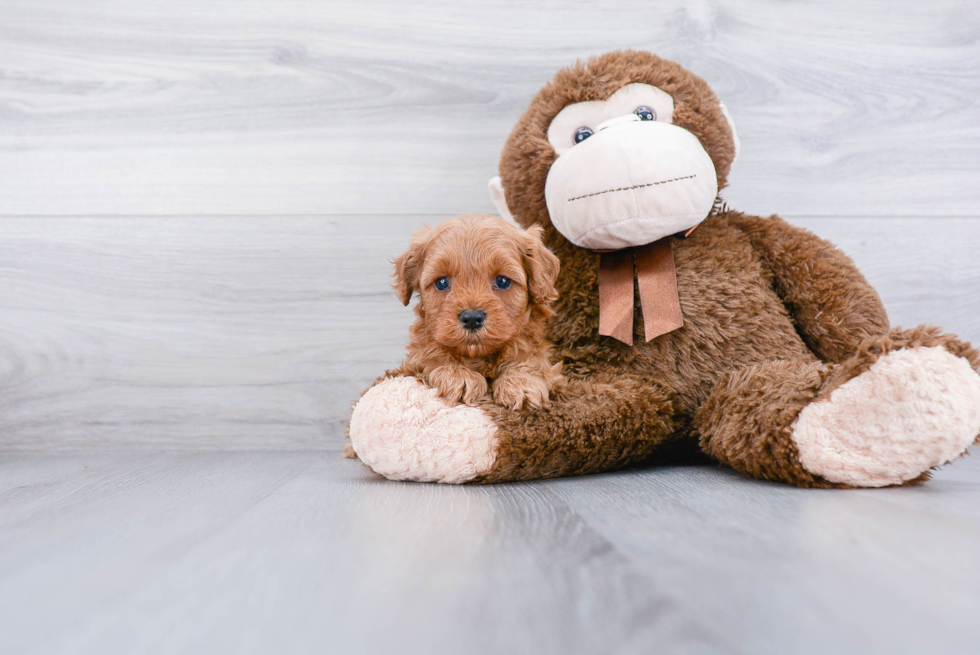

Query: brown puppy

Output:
[393, 214, 562, 409]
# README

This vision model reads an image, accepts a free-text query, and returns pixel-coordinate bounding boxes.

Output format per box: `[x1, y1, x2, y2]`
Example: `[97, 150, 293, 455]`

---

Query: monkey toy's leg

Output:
[348, 374, 680, 484]
[695, 328, 980, 488]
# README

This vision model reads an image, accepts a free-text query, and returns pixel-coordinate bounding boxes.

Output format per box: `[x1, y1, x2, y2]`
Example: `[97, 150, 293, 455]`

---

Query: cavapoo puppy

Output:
[393, 214, 563, 410]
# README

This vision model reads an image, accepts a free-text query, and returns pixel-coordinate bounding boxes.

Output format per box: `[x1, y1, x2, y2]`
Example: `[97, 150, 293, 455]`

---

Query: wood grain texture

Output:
[1, 0, 978, 216]
[3, 5, 979, 651]
[0, 214, 976, 450]
[1, 450, 979, 654]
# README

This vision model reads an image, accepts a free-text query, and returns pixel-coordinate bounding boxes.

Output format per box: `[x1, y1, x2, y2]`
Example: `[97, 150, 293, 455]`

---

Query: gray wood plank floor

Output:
[2, 450, 979, 655]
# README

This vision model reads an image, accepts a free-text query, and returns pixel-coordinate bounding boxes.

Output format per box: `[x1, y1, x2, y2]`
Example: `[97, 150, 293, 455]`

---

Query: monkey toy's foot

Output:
[348, 376, 499, 483]
[792, 339, 980, 487]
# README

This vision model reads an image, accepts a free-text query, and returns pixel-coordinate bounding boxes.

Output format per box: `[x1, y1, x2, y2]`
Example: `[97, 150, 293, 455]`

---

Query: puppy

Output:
[393, 214, 563, 410]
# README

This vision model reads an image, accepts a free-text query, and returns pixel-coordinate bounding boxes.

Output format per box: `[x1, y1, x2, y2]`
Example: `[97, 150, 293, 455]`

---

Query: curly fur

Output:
[393, 214, 563, 410]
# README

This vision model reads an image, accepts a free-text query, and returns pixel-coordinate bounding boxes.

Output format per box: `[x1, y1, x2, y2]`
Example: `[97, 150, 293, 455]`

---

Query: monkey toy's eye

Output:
[635, 106, 656, 121]
[434, 276, 450, 291]
[493, 276, 512, 290]
[573, 127, 594, 144]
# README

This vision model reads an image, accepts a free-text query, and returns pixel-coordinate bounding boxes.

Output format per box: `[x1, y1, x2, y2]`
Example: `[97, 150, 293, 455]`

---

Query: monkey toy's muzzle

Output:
[544, 117, 718, 250]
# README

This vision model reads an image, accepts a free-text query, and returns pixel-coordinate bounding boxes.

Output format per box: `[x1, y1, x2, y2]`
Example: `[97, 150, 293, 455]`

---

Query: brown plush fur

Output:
[467, 50, 980, 486]
[695, 324, 980, 488]
[393, 214, 563, 410]
[499, 50, 737, 239]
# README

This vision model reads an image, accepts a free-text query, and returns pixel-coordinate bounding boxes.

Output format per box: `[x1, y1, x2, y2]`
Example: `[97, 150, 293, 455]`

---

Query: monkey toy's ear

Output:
[718, 100, 741, 165]
[521, 225, 560, 307]
[392, 226, 431, 306]
[488, 177, 518, 226]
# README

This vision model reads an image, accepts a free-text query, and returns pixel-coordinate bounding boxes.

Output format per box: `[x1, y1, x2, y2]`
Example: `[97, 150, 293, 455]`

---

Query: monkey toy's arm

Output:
[726, 212, 890, 363]
[348, 372, 681, 484]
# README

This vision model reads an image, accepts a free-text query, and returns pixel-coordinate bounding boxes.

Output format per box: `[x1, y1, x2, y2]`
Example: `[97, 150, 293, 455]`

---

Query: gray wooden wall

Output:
[2, 0, 978, 450]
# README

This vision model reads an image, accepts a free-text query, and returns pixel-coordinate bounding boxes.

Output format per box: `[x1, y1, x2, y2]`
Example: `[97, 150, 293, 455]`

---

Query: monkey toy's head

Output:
[490, 50, 739, 251]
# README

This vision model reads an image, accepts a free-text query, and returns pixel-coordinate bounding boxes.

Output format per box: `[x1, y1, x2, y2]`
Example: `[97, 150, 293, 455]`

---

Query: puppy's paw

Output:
[427, 365, 489, 406]
[492, 371, 550, 410]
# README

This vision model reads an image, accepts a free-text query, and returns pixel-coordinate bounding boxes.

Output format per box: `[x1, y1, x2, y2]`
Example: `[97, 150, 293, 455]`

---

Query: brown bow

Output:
[597, 233, 691, 345]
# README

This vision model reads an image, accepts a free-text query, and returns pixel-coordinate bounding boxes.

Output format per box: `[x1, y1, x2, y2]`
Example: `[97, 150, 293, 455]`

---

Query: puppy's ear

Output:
[522, 225, 560, 307]
[392, 226, 431, 306]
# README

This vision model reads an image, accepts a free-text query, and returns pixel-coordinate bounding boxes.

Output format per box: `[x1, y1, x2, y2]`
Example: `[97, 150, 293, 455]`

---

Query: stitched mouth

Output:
[567, 174, 697, 203]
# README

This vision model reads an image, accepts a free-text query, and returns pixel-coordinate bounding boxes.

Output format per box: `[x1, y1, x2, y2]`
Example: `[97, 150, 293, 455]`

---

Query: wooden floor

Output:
[3, 0, 980, 652]
[2, 450, 980, 654]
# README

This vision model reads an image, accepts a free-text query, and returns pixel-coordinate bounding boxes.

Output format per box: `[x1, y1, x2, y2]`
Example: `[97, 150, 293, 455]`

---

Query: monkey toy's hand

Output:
[349, 376, 499, 484]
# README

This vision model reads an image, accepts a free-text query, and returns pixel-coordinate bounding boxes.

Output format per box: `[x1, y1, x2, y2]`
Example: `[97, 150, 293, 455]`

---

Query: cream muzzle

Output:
[544, 116, 718, 250]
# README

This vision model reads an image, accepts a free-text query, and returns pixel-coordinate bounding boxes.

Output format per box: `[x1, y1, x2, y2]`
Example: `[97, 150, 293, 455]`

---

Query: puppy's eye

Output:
[635, 106, 656, 121]
[434, 277, 450, 291]
[493, 276, 512, 290]
[573, 127, 594, 144]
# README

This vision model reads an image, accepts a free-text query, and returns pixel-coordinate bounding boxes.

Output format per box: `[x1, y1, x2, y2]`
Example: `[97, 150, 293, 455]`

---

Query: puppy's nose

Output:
[459, 309, 486, 331]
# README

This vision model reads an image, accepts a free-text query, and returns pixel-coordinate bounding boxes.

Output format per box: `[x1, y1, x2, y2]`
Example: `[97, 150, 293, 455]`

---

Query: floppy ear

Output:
[521, 225, 560, 307]
[392, 226, 431, 306]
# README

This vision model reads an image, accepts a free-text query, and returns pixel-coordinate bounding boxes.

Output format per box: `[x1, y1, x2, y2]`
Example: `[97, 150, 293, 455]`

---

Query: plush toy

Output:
[348, 50, 980, 487]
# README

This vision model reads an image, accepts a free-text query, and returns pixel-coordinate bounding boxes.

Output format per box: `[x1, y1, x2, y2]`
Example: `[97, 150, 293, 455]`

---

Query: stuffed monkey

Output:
[349, 50, 980, 487]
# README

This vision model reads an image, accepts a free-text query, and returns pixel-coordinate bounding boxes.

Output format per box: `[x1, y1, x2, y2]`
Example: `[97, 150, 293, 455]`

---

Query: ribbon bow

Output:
[597, 228, 695, 345]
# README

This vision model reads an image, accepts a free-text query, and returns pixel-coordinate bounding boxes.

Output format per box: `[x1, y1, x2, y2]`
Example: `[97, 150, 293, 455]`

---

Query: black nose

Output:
[459, 309, 486, 331]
